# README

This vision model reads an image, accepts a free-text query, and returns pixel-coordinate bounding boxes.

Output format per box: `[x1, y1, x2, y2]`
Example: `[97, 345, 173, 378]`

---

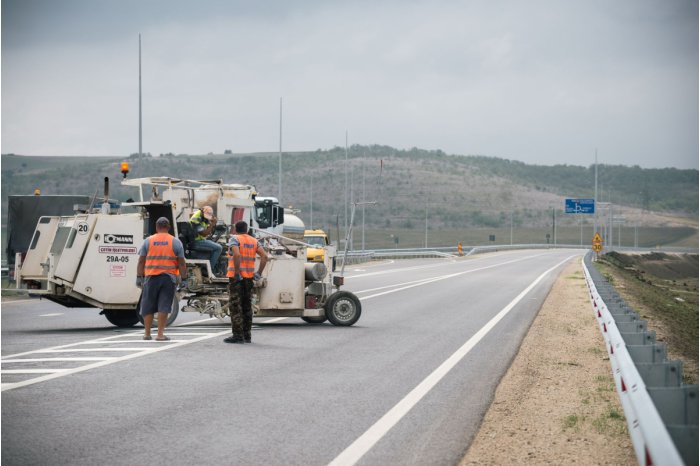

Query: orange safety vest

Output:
[144, 233, 180, 276]
[227, 234, 258, 278]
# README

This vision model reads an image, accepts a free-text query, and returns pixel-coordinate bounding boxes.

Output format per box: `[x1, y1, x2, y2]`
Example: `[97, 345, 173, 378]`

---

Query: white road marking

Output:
[1, 316, 292, 392]
[0, 329, 231, 392]
[39, 313, 64, 317]
[356, 253, 549, 300]
[328, 254, 579, 466]
[0, 298, 37, 304]
[2, 357, 115, 362]
[346, 252, 543, 280]
[3, 369, 70, 374]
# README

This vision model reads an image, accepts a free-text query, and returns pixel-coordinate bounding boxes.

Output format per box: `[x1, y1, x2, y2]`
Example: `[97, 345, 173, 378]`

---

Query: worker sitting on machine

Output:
[189, 205, 223, 275]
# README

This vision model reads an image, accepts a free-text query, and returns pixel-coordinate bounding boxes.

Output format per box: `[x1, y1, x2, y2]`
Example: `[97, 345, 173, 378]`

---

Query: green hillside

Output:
[2, 147, 697, 249]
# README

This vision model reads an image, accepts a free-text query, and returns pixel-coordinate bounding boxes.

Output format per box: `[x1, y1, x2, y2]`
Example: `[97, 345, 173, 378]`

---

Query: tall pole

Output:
[594, 149, 598, 234]
[362, 157, 366, 251]
[344, 130, 348, 242]
[510, 211, 513, 245]
[350, 167, 354, 250]
[278, 97, 282, 201]
[138, 34, 142, 164]
[424, 203, 428, 248]
[309, 175, 313, 229]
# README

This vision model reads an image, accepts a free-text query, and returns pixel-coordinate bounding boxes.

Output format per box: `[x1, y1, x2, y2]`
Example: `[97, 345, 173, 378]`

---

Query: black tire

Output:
[301, 316, 328, 324]
[104, 309, 139, 328]
[136, 293, 180, 327]
[324, 291, 361, 326]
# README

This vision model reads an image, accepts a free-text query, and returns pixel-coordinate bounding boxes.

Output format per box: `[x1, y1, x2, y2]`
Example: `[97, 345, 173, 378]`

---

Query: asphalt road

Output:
[2, 249, 582, 465]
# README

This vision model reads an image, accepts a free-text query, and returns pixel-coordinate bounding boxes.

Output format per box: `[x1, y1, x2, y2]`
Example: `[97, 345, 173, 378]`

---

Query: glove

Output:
[234, 273, 243, 282]
[253, 272, 261, 281]
[136, 276, 144, 288]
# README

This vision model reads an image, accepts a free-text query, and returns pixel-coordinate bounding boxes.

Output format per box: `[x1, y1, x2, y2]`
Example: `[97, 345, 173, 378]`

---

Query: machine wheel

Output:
[324, 291, 361, 326]
[301, 316, 328, 324]
[103, 309, 139, 328]
[136, 293, 180, 327]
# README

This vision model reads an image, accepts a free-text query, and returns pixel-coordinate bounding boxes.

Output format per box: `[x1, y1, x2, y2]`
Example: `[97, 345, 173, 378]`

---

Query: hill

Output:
[2, 147, 697, 249]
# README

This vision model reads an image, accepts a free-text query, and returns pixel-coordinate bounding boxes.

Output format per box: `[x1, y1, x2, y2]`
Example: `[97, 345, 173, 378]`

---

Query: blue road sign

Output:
[565, 198, 595, 214]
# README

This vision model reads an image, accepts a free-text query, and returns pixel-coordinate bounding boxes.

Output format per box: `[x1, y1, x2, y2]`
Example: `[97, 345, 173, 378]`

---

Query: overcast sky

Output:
[2, 0, 698, 168]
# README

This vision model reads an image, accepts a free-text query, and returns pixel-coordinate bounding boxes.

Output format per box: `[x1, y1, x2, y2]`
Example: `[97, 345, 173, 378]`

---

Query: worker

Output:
[189, 205, 223, 275]
[224, 220, 268, 344]
[136, 217, 187, 341]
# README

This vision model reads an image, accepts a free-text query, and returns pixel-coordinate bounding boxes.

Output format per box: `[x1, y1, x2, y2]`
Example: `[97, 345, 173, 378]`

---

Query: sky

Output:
[2, 0, 698, 169]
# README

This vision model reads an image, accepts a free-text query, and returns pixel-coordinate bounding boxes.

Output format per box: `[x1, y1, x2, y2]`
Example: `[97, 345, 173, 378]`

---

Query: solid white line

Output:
[328, 254, 577, 466]
[35, 348, 167, 352]
[2, 369, 70, 374]
[2, 357, 116, 362]
[39, 313, 64, 317]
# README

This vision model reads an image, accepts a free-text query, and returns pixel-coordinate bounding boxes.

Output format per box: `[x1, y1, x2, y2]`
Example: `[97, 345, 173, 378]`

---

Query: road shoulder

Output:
[460, 258, 636, 465]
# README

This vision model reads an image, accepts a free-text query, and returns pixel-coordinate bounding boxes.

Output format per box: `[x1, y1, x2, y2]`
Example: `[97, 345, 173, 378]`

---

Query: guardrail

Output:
[339, 244, 698, 264]
[582, 252, 697, 466]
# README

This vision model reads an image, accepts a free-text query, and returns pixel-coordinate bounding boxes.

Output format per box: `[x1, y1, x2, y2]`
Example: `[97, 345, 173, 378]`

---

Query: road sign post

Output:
[592, 232, 603, 254]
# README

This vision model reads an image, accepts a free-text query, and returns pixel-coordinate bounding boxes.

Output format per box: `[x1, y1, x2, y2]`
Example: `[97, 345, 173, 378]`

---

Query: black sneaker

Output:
[223, 336, 244, 344]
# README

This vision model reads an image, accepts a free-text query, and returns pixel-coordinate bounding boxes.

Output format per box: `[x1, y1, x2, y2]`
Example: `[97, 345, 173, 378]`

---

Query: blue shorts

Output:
[140, 274, 176, 316]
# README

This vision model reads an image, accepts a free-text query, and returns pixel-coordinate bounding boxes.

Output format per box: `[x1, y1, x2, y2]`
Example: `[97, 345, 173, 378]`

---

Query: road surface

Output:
[2, 249, 581, 465]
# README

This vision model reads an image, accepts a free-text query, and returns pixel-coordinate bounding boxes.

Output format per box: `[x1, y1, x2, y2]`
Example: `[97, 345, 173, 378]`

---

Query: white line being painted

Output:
[328, 254, 578, 466]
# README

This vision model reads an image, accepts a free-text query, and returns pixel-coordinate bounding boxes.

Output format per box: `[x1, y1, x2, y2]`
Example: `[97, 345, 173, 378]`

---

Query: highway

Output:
[2, 249, 581, 465]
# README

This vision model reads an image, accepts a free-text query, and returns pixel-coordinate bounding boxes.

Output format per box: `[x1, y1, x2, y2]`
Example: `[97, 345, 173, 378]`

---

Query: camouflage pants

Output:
[228, 277, 254, 340]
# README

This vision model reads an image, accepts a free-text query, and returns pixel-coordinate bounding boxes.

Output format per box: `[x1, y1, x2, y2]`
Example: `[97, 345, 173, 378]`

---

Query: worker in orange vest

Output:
[224, 221, 268, 344]
[136, 217, 187, 341]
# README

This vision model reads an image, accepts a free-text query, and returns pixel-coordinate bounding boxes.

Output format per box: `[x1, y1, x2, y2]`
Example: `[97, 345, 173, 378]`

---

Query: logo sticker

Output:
[104, 234, 134, 244]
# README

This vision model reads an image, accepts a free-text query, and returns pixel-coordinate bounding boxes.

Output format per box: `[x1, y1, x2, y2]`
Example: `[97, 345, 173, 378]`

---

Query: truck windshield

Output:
[305, 236, 325, 247]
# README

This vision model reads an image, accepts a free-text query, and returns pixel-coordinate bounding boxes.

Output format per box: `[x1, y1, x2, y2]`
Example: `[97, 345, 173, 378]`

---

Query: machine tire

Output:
[324, 291, 361, 326]
[136, 293, 180, 327]
[301, 316, 328, 324]
[104, 309, 139, 328]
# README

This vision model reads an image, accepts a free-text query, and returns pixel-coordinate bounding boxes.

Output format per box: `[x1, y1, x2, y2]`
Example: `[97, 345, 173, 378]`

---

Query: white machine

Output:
[17, 176, 361, 328]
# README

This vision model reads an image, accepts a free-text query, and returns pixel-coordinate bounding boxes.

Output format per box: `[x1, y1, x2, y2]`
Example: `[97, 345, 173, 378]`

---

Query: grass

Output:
[592, 407, 627, 435]
[563, 414, 580, 430]
[594, 254, 699, 384]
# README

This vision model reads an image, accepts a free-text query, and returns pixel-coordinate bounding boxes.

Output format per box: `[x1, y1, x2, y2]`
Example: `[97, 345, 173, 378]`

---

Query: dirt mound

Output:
[606, 252, 698, 280]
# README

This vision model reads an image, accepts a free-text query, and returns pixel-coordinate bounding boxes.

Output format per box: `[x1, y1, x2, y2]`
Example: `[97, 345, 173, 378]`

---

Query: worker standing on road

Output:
[224, 221, 268, 344]
[137, 217, 187, 341]
[189, 205, 223, 275]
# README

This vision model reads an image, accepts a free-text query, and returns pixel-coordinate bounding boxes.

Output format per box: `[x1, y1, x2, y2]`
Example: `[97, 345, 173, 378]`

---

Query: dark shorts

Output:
[140, 274, 176, 316]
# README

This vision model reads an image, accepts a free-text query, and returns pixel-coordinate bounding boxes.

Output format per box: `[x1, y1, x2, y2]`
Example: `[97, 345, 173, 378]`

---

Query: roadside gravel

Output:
[459, 258, 636, 465]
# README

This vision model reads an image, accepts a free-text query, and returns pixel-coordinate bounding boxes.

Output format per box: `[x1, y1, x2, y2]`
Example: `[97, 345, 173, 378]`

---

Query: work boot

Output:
[223, 336, 244, 344]
[244, 336, 252, 343]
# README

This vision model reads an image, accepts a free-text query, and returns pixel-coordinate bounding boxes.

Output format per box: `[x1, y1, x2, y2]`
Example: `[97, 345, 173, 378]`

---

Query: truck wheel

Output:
[104, 309, 139, 328]
[324, 291, 361, 326]
[136, 294, 180, 327]
[301, 316, 327, 324]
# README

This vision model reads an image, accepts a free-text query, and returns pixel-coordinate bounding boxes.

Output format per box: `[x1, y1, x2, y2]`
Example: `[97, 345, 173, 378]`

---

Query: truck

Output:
[5, 194, 90, 282]
[16, 176, 361, 328]
[303, 229, 330, 262]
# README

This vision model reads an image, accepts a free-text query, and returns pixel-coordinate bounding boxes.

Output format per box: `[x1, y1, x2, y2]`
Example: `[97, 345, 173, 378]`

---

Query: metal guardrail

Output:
[582, 252, 697, 466]
[341, 244, 698, 263]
